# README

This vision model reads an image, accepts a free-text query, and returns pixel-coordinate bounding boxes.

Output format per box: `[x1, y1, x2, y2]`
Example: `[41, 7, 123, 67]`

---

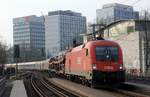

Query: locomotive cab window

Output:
[95, 46, 118, 61]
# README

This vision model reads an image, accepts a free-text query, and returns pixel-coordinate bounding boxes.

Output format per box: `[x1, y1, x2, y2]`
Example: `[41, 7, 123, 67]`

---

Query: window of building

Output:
[127, 26, 134, 34]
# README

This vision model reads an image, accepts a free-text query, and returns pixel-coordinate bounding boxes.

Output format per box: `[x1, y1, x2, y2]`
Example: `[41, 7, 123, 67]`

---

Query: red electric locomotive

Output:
[65, 40, 125, 87]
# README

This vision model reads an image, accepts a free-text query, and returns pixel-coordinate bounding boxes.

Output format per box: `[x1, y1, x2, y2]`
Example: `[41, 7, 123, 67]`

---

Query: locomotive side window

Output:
[109, 47, 118, 61]
[95, 46, 118, 62]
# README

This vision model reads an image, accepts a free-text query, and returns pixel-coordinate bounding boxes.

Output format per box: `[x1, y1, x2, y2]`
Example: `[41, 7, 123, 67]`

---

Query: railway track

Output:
[49, 76, 150, 97]
[115, 89, 149, 97]
[113, 83, 150, 97]
[0, 77, 13, 97]
[31, 73, 84, 97]
[96, 83, 150, 97]
[0, 77, 7, 96]
[23, 71, 150, 97]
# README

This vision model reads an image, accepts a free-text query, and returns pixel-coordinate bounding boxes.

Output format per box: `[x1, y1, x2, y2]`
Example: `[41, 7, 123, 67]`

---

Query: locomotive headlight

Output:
[92, 64, 97, 70]
[119, 64, 123, 69]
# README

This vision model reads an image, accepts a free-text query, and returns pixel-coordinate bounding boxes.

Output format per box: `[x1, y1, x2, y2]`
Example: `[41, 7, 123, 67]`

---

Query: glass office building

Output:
[13, 15, 45, 62]
[45, 10, 86, 58]
[96, 3, 139, 24]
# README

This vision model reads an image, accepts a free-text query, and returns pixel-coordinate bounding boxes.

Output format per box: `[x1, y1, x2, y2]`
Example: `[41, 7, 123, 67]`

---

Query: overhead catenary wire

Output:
[130, 0, 142, 6]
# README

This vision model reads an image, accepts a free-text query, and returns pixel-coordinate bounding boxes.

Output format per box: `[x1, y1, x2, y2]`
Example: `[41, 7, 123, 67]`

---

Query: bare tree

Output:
[0, 42, 7, 75]
[140, 10, 150, 20]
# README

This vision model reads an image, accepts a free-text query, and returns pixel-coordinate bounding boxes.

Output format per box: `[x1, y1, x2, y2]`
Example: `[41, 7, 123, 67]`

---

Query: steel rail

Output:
[113, 88, 149, 97]
[45, 78, 86, 97]
[40, 79, 69, 97]
[31, 75, 46, 97]
[0, 77, 7, 97]
[46, 77, 149, 97]
[31, 74, 69, 97]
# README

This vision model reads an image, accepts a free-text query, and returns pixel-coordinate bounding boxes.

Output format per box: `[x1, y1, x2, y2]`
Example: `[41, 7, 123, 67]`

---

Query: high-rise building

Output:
[96, 3, 139, 24]
[13, 15, 45, 62]
[45, 10, 86, 58]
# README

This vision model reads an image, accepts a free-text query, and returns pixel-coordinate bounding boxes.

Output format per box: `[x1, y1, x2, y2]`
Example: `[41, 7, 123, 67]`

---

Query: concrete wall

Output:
[114, 32, 140, 70]
[104, 21, 141, 75]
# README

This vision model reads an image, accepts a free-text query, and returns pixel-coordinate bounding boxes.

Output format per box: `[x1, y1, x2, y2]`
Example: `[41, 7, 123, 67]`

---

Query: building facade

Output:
[45, 10, 86, 58]
[96, 3, 139, 24]
[13, 15, 45, 62]
[103, 20, 150, 76]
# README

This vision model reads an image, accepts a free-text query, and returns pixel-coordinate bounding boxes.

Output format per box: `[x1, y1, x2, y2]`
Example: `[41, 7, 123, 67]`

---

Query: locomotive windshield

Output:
[95, 46, 118, 62]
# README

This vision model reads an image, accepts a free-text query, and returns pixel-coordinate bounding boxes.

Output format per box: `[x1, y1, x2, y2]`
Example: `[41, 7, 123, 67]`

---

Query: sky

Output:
[0, 0, 149, 45]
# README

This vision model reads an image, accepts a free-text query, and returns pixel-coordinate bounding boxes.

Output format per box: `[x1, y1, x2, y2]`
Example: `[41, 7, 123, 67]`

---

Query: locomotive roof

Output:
[86, 40, 119, 46]
[70, 40, 119, 53]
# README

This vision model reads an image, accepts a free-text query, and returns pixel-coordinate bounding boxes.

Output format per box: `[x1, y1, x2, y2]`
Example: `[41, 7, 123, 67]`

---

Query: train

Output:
[5, 60, 49, 71]
[49, 40, 126, 87]
[5, 39, 125, 87]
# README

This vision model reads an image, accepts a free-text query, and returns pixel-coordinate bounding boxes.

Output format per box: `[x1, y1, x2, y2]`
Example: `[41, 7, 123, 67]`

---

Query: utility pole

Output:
[90, 24, 106, 39]
[41, 11, 46, 59]
[144, 10, 149, 75]
[14, 45, 20, 79]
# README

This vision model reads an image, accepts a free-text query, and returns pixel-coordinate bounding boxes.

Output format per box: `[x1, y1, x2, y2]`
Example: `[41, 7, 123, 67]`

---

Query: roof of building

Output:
[84, 19, 150, 36]
[104, 19, 150, 29]
[48, 10, 82, 16]
[103, 3, 132, 9]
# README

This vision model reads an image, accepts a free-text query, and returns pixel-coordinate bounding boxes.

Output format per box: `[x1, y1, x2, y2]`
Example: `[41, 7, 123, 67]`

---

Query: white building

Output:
[45, 10, 86, 58]
[103, 20, 150, 76]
